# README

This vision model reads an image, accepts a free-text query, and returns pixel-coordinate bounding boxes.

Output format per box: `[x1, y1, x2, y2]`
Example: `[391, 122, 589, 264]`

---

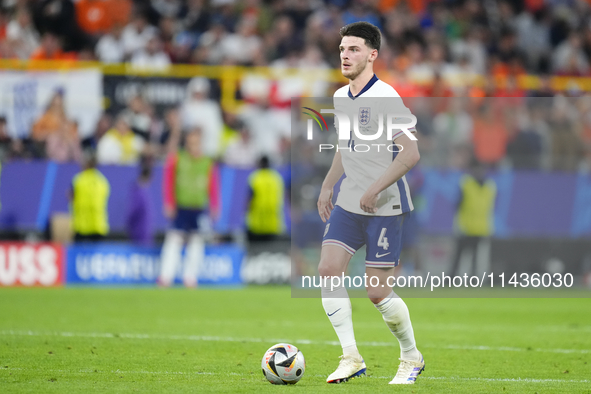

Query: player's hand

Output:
[317, 188, 334, 223]
[360, 189, 379, 214]
[164, 205, 176, 219]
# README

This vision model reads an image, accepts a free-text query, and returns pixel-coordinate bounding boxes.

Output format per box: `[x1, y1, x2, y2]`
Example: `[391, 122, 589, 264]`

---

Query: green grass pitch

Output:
[0, 286, 590, 393]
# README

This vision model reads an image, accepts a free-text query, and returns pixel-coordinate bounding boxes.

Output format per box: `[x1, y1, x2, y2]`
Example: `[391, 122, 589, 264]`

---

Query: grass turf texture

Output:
[0, 287, 590, 393]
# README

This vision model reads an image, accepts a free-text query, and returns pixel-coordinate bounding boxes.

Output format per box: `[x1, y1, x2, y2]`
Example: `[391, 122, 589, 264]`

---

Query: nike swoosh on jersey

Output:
[375, 252, 391, 258]
[327, 308, 341, 317]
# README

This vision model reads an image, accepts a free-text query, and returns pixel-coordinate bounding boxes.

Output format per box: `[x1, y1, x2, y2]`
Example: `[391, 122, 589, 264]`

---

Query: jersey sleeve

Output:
[208, 162, 220, 218]
[389, 98, 417, 141]
[163, 153, 178, 210]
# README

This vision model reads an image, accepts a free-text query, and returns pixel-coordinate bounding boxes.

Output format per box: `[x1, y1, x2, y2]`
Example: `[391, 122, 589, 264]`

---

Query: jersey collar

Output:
[348, 74, 379, 100]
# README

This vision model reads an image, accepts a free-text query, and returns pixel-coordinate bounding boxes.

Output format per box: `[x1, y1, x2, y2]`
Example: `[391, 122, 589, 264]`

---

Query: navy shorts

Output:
[172, 208, 204, 232]
[322, 205, 407, 268]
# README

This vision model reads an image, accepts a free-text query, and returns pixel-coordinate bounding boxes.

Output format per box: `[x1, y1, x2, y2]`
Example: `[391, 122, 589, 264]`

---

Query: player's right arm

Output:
[317, 151, 344, 223]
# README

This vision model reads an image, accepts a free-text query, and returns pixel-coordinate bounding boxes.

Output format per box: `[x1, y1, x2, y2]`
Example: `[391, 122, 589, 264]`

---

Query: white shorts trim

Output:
[365, 260, 398, 268]
[322, 239, 356, 255]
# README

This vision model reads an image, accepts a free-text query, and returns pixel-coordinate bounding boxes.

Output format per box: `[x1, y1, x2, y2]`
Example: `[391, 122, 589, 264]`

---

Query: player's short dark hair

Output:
[339, 22, 381, 52]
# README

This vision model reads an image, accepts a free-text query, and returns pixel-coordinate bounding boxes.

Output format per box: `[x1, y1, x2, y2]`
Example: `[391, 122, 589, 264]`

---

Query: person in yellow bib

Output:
[450, 159, 497, 276]
[246, 156, 285, 242]
[70, 153, 110, 242]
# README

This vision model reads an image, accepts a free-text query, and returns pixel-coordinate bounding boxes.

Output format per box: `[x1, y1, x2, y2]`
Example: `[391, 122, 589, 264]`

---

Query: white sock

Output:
[159, 231, 184, 285]
[321, 284, 360, 358]
[183, 233, 204, 287]
[375, 291, 421, 361]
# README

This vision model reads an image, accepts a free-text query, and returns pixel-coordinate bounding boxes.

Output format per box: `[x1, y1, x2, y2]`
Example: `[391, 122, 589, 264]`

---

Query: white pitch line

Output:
[0, 330, 589, 355]
[0, 367, 588, 384]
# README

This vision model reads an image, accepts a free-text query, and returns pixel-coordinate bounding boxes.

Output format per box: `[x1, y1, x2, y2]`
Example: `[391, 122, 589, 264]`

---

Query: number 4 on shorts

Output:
[378, 228, 389, 250]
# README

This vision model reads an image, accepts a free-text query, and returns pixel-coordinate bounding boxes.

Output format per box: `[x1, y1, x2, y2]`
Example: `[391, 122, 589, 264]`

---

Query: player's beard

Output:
[342, 57, 368, 80]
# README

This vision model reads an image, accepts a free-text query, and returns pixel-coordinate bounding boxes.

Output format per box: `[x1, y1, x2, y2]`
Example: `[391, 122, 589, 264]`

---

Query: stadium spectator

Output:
[552, 32, 589, 76]
[130, 34, 171, 71]
[82, 112, 112, 151]
[514, 6, 551, 72]
[432, 98, 473, 168]
[217, 16, 262, 65]
[158, 124, 219, 288]
[300, 44, 332, 96]
[126, 154, 155, 245]
[450, 26, 487, 75]
[506, 126, 543, 170]
[95, 22, 126, 63]
[246, 155, 285, 242]
[121, 11, 158, 58]
[209, 0, 238, 33]
[152, 0, 182, 19]
[31, 0, 89, 52]
[30, 32, 76, 61]
[96, 113, 145, 165]
[218, 110, 241, 152]
[196, 18, 229, 64]
[6, 8, 39, 60]
[31, 90, 76, 142]
[471, 103, 510, 166]
[548, 97, 584, 171]
[180, 77, 223, 157]
[263, 14, 295, 61]
[179, 0, 210, 34]
[341, 0, 380, 30]
[450, 159, 496, 277]
[45, 119, 83, 163]
[223, 121, 257, 168]
[70, 152, 110, 242]
[408, 43, 461, 85]
[158, 16, 189, 63]
[2, 0, 591, 173]
[0, 116, 24, 161]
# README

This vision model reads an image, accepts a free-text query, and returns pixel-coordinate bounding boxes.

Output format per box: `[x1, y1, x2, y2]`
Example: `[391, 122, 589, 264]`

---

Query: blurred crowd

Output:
[3, 0, 591, 75]
[2, 0, 591, 170]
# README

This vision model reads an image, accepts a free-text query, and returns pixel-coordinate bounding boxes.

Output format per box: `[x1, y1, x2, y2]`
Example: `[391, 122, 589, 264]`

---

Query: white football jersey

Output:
[333, 74, 416, 216]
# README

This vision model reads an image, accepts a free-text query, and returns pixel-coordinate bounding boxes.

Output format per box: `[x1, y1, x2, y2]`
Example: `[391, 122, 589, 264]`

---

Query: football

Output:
[261, 343, 306, 385]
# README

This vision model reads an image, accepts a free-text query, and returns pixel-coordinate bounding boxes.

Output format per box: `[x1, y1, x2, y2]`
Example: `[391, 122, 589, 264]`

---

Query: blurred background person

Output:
[246, 155, 285, 242]
[121, 11, 157, 59]
[45, 119, 82, 163]
[31, 0, 90, 52]
[432, 98, 473, 169]
[121, 95, 152, 142]
[130, 33, 172, 71]
[30, 32, 77, 61]
[222, 120, 258, 168]
[96, 113, 145, 165]
[158, 122, 219, 288]
[126, 154, 155, 246]
[31, 89, 73, 141]
[6, 7, 39, 60]
[95, 22, 125, 63]
[0, 116, 24, 161]
[31, 89, 78, 158]
[70, 152, 110, 242]
[180, 77, 223, 158]
[450, 159, 497, 277]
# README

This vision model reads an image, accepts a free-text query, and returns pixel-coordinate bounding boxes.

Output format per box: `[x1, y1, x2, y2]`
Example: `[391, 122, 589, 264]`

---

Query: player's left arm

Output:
[360, 133, 420, 213]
